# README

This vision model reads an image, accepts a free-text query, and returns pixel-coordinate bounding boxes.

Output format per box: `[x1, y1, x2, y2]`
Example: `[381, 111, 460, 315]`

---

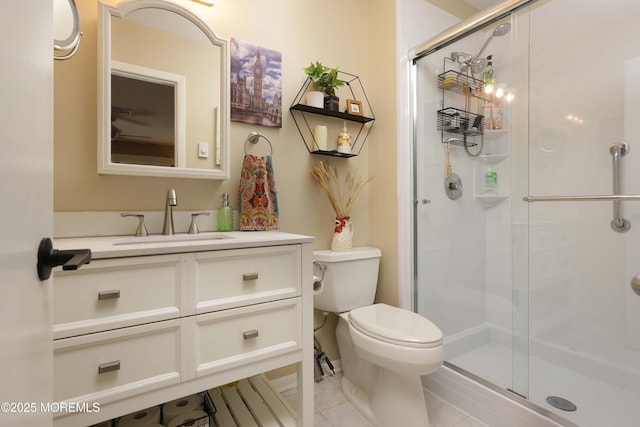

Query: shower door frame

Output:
[408, 1, 579, 426]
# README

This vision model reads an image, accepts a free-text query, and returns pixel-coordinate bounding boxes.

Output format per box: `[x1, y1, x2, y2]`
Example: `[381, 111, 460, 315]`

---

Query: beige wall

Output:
[54, 0, 399, 363]
[368, 0, 398, 307]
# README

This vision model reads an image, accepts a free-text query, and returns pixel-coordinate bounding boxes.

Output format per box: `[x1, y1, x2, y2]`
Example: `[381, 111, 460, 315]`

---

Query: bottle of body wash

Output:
[483, 167, 498, 194]
[217, 193, 233, 231]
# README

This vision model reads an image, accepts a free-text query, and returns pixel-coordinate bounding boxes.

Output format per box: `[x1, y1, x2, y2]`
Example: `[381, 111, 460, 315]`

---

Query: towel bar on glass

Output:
[523, 195, 640, 202]
[524, 142, 633, 233]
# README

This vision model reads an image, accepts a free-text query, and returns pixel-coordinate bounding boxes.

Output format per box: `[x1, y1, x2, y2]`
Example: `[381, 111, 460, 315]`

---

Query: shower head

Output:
[493, 22, 512, 37]
[474, 22, 511, 63]
[460, 22, 511, 74]
[469, 57, 488, 75]
[456, 23, 511, 75]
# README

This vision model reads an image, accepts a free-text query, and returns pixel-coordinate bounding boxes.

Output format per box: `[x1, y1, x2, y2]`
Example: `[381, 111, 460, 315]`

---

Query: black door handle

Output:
[37, 237, 91, 281]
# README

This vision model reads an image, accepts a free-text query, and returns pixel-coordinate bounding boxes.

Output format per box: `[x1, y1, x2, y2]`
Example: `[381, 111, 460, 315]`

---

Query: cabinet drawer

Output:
[53, 320, 181, 404]
[53, 255, 182, 339]
[194, 246, 300, 313]
[192, 299, 300, 377]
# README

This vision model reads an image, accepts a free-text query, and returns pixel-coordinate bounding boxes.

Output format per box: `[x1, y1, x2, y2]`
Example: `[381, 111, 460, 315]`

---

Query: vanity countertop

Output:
[54, 231, 314, 259]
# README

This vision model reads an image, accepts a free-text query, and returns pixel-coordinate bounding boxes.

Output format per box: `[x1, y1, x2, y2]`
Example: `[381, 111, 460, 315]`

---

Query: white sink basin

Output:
[113, 233, 234, 245]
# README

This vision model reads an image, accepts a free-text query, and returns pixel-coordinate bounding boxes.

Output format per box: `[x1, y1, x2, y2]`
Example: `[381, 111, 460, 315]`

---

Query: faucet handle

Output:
[188, 212, 211, 234]
[120, 213, 149, 237]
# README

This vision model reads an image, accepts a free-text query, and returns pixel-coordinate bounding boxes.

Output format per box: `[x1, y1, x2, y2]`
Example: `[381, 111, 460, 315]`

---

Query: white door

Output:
[0, 1, 54, 426]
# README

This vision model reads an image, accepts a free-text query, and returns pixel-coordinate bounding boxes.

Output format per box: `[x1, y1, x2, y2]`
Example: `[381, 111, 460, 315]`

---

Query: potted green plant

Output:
[317, 67, 344, 111]
[303, 61, 344, 111]
[304, 61, 328, 86]
[303, 61, 329, 108]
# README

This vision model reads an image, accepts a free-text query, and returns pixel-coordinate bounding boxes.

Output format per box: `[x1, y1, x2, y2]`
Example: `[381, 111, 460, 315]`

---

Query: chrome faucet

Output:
[162, 189, 177, 235]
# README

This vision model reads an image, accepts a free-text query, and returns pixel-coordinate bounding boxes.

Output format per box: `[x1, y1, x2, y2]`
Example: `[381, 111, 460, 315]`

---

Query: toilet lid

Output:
[349, 304, 443, 348]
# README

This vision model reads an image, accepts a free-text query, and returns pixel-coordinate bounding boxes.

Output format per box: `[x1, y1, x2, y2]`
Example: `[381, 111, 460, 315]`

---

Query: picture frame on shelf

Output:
[346, 99, 363, 116]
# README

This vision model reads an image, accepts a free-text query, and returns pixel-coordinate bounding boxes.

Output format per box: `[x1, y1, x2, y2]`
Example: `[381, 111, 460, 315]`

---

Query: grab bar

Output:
[610, 142, 631, 232]
[524, 142, 632, 233]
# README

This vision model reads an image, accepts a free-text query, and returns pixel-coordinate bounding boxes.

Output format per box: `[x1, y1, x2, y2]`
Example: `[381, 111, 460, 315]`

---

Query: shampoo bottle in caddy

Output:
[217, 192, 233, 231]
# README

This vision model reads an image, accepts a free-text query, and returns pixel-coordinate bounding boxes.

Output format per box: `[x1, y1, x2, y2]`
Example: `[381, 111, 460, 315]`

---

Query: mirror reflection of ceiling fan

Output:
[110, 124, 152, 142]
[111, 106, 152, 141]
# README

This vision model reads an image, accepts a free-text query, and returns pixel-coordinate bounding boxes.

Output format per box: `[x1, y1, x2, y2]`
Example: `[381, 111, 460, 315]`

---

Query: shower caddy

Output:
[437, 57, 509, 206]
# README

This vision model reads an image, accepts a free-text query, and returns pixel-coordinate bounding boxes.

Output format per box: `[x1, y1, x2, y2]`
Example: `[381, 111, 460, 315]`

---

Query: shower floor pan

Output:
[445, 328, 640, 427]
[209, 375, 297, 427]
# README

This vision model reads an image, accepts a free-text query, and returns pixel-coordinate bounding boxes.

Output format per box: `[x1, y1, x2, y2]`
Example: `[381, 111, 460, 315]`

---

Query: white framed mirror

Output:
[98, 0, 230, 179]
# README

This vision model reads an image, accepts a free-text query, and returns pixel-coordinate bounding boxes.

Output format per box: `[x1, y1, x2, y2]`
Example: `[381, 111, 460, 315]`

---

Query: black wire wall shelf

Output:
[289, 71, 375, 158]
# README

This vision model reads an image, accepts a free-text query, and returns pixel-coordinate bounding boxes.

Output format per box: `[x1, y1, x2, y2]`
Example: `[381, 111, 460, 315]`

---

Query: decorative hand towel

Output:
[239, 154, 279, 230]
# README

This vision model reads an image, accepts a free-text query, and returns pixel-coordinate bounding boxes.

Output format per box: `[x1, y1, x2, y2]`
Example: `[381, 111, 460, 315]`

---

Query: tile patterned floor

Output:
[281, 373, 488, 427]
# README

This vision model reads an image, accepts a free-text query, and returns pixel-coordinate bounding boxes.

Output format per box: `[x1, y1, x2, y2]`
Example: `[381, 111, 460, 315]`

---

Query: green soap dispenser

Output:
[217, 193, 233, 231]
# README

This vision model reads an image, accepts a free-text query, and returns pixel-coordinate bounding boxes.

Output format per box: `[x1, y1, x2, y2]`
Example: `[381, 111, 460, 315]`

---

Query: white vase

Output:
[331, 217, 353, 251]
[306, 91, 324, 108]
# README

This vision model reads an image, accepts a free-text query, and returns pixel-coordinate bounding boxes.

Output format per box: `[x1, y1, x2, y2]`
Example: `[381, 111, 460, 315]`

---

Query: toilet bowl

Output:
[313, 248, 444, 427]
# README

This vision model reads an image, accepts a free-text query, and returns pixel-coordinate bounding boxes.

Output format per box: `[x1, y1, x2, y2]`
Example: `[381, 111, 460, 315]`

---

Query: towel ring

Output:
[243, 131, 273, 156]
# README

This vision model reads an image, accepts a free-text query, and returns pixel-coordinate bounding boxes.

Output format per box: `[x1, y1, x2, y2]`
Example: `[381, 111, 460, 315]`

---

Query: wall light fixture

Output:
[191, 0, 221, 6]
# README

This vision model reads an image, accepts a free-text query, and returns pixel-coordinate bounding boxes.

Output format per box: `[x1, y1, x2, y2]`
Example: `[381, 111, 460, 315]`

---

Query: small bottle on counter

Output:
[217, 193, 233, 231]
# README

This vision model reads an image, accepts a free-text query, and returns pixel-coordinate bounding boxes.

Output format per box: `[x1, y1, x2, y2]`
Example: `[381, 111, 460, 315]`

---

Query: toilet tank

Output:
[313, 247, 382, 313]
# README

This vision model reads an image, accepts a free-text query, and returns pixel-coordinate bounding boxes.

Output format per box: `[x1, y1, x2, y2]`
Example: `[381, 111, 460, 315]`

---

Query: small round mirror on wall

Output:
[54, 0, 82, 60]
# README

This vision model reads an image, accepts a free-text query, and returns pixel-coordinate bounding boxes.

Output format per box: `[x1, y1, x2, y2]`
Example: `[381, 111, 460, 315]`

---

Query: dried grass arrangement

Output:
[309, 161, 374, 218]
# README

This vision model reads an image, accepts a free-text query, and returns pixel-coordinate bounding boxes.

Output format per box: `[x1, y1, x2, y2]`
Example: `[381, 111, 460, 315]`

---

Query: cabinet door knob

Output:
[98, 360, 121, 374]
[242, 273, 259, 281]
[98, 289, 120, 300]
[243, 329, 259, 340]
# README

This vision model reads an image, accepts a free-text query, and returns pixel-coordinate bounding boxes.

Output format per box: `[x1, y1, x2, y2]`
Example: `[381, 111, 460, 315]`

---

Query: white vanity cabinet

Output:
[53, 320, 183, 406]
[193, 245, 301, 313]
[52, 254, 184, 340]
[52, 232, 314, 427]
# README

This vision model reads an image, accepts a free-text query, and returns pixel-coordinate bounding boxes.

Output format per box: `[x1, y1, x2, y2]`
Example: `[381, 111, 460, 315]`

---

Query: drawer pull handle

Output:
[242, 273, 259, 281]
[243, 329, 259, 340]
[98, 360, 120, 374]
[98, 290, 120, 300]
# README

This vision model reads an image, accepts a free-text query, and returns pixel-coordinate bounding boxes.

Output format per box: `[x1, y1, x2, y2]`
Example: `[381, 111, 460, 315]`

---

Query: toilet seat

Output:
[349, 304, 443, 348]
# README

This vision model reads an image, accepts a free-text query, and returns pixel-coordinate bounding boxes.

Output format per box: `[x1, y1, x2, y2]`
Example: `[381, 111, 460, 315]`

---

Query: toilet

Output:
[313, 247, 444, 427]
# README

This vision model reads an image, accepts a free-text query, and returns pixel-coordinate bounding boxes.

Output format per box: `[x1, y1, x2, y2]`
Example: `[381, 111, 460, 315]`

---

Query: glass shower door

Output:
[525, 0, 640, 424]
[412, 12, 522, 396]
